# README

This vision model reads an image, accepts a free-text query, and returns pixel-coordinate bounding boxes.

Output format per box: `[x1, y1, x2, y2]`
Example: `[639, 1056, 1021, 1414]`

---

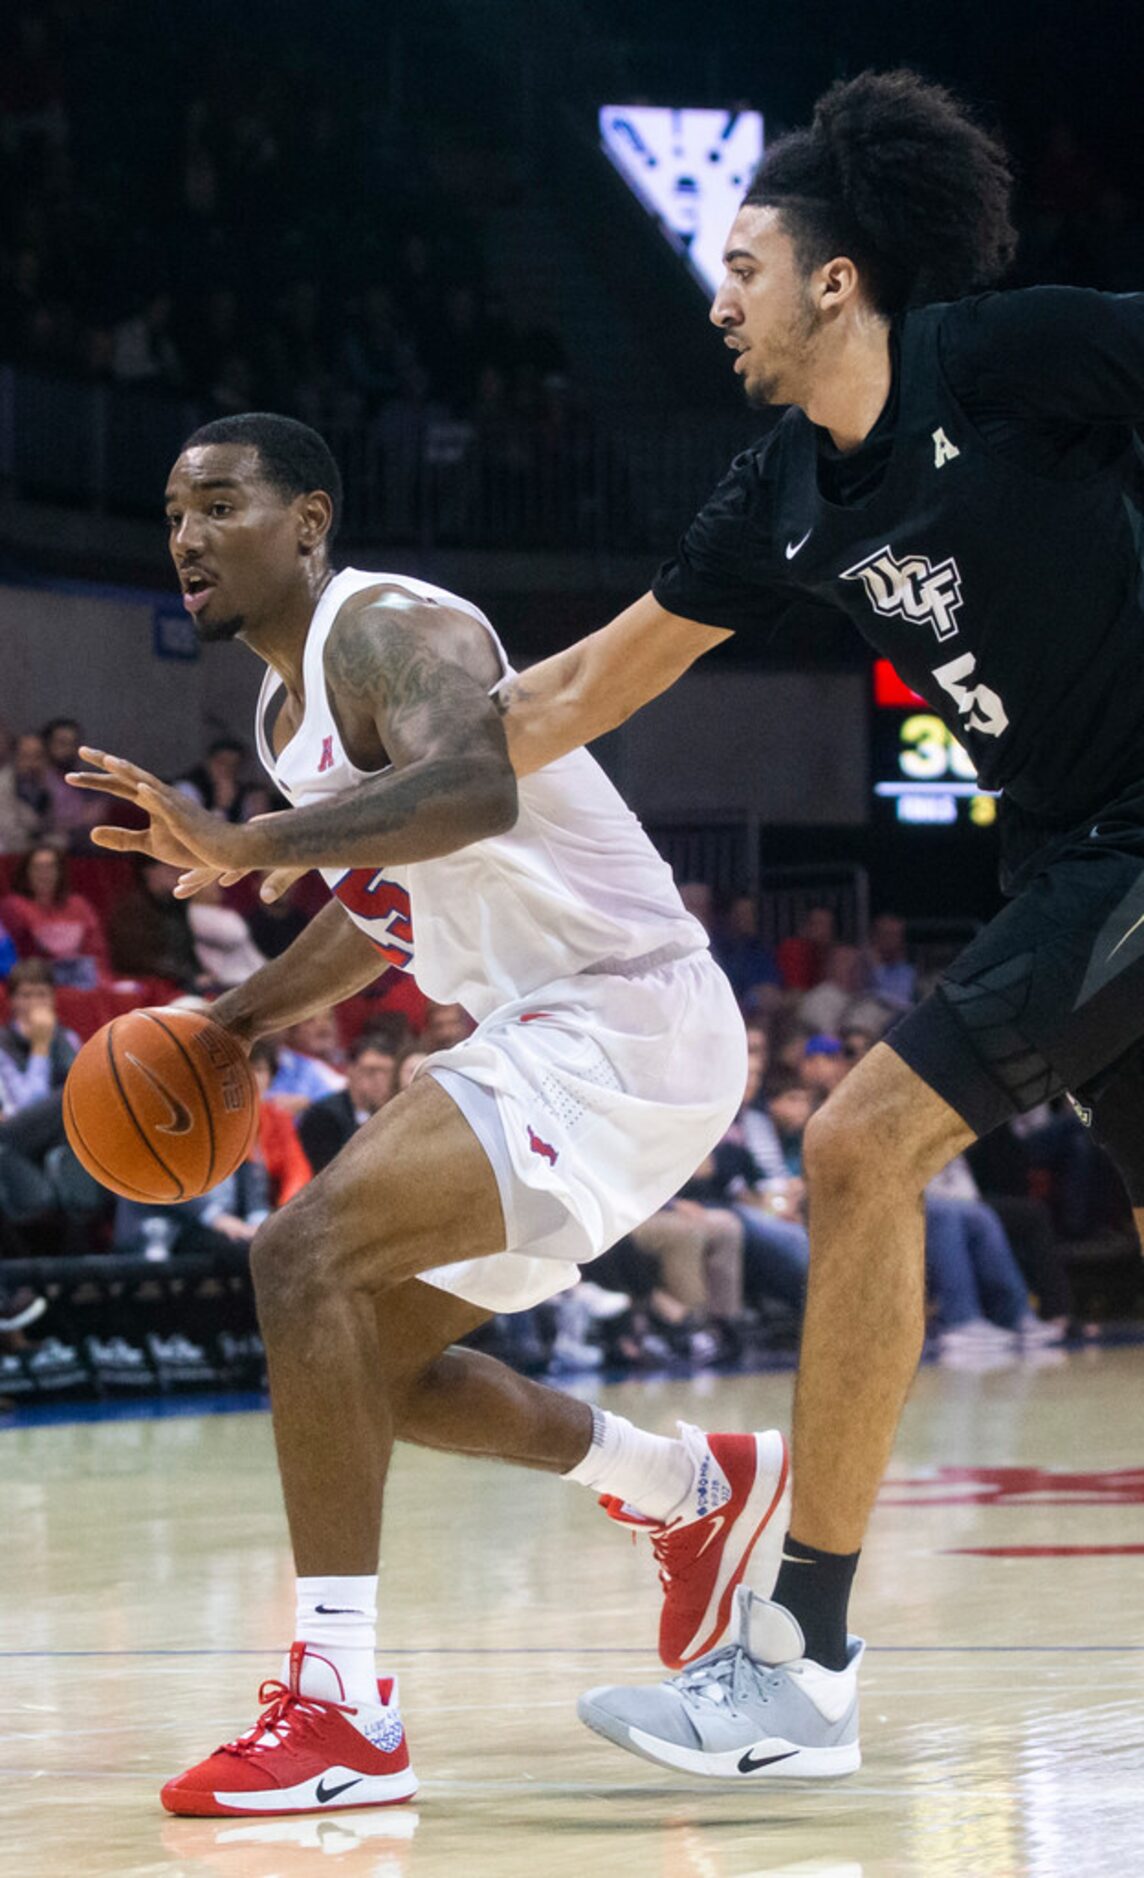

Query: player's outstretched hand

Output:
[68, 746, 252, 875]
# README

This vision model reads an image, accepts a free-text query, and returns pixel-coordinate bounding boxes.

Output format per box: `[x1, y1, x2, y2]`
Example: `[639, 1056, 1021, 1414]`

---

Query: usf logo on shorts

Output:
[841, 545, 964, 643]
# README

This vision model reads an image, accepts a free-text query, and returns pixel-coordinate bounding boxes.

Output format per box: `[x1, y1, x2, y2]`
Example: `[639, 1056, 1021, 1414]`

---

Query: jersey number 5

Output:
[932, 652, 1009, 738]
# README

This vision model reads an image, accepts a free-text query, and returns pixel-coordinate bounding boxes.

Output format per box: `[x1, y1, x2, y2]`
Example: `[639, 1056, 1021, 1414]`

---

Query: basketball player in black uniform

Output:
[490, 69, 1144, 1773]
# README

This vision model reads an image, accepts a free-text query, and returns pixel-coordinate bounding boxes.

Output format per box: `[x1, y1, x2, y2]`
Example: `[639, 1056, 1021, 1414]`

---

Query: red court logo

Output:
[318, 735, 335, 773]
[527, 1125, 558, 1166]
[880, 1465, 1144, 1507]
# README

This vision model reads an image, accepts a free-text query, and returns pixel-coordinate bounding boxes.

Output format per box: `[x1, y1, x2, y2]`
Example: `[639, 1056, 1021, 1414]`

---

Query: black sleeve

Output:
[651, 442, 801, 635]
[940, 287, 1144, 428]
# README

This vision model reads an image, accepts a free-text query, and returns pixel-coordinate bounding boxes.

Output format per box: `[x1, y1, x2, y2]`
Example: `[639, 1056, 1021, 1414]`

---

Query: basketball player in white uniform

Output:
[73, 413, 790, 1817]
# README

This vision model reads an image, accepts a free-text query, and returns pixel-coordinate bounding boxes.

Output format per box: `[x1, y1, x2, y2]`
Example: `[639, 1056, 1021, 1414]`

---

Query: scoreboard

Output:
[871, 659, 998, 830]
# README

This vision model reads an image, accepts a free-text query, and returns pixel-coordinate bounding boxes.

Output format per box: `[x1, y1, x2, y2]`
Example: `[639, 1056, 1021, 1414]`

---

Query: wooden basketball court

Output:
[4, 1347, 1143, 1876]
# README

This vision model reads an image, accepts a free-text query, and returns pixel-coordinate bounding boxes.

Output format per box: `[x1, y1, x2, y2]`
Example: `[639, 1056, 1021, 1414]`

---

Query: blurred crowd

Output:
[0, 2, 572, 438]
[2, 725, 1138, 1398]
[2, 0, 1142, 456]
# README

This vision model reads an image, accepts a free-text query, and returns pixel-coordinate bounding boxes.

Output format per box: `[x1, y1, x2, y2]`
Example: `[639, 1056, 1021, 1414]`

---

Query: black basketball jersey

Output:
[653, 287, 1144, 884]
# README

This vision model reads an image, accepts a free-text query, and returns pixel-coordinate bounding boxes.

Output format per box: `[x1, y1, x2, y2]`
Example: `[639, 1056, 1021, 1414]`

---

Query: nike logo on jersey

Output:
[737, 1747, 799, 1773]
[123, 1053, 193, 1135]
[932, 426, 960, 467]
[785, 529, 812, 559]
[315, 1774, 364, 1803]
[1105, 910, 1144, 964]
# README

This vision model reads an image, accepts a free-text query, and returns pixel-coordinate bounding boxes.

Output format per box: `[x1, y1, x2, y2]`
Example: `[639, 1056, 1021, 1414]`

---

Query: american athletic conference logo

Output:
[841, 544, 964, 643]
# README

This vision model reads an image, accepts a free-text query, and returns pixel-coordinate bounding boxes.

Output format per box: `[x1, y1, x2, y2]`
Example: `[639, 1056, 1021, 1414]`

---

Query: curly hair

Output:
[744, 69, 1017, 315]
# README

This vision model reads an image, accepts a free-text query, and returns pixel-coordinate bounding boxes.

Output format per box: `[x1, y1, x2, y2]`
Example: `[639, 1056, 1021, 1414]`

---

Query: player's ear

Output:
[297, 490, 333, 557]
[818, 254, 860, 311]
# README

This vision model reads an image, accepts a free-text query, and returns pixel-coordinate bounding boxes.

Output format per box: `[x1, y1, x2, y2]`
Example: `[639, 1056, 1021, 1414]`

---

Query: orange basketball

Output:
[64, 1007, 260, 1203]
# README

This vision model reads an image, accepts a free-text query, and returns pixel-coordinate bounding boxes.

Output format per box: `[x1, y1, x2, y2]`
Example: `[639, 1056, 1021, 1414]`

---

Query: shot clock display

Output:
[871, 659, 998, 829]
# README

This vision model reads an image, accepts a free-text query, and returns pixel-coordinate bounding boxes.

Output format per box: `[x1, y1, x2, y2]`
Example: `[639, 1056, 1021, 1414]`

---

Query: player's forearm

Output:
[210, 902, 383, 1044]
[232, 752, 518, 872]
[495, 594, 731, 779]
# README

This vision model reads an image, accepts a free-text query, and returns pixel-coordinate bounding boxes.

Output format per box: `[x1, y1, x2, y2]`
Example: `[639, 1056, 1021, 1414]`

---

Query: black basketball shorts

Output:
[888, 811, 1144, 1203]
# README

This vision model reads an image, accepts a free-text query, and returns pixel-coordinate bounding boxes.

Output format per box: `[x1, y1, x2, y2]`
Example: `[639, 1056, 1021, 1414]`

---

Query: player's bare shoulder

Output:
[322, 579, 511, 774]
[326, 583, 502, 703]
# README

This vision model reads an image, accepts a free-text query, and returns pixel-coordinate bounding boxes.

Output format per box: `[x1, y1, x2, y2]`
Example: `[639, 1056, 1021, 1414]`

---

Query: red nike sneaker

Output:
[601, 1424, 790, 1670]
[160, 1644, 418, 1817]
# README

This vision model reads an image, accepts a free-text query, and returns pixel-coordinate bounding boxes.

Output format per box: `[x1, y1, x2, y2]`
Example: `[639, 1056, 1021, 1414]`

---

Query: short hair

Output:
[744, 69, 1017, 315]
[181, 412, 343, 543]
[348, 1031, 397, 1065]
[208, 735, 246, 758]
[41, 715, 81, 742]
[8, 958, 54, 993]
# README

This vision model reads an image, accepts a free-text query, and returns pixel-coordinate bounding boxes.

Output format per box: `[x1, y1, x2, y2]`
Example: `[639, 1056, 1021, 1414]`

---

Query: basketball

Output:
[63, 1007, 260, 1203]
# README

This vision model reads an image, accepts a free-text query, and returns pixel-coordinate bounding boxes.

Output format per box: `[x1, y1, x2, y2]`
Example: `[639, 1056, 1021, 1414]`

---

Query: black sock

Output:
[770, 1533, 859, 1671]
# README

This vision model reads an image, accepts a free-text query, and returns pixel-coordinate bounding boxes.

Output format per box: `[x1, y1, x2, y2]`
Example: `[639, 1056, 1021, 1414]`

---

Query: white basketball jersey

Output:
[254, 567, 706, 1019]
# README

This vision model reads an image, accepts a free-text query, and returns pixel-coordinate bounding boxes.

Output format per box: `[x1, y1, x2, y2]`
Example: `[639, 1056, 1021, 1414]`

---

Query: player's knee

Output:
[248, 1203, 327, 1320]
[804, 1095, 868, 1191]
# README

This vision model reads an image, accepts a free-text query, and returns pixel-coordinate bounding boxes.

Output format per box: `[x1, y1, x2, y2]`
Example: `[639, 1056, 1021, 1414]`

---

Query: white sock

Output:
[564, 1409, 696, 1521]
[292, 1575, 380, 1707]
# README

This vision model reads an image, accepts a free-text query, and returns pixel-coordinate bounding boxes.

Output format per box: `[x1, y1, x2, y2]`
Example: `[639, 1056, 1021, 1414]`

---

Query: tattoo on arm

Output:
[252, 600, 517, 868]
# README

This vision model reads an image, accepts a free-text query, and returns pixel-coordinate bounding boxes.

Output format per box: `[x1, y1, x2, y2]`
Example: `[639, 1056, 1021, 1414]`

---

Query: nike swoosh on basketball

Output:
[785, 529, 812, 559]
[737, 1747, 799, 1772]
[315, 1774, 364, 1803]
[123, 1052, 193, 1135]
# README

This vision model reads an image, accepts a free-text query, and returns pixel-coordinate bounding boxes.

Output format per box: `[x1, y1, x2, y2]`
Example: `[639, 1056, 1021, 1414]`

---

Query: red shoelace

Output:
[220, 1679, 357, 1759]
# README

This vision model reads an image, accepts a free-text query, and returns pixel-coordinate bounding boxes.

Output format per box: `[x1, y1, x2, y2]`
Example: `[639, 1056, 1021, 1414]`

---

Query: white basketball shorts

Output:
[416, 943, 746, 1313]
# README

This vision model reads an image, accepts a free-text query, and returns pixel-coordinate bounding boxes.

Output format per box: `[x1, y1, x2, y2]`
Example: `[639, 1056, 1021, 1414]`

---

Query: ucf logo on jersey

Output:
[841, 544, 964, 643]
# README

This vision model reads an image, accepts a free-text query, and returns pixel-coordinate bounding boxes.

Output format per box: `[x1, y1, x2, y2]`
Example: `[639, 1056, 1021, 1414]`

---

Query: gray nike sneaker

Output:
[578, 1587, 863, 1779]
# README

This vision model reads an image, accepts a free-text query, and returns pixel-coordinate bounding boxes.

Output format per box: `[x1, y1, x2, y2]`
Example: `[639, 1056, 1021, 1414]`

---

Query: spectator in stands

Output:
[963, 1120, 1074, 1327]
[0, 915, 16, 980]
[628, 1200, 746, 1364]
[680, 1115, 809, 1324]
[711, 893, 783, 1011]
[394, 1046, 429, 1092]
[765, 1073, 813, 1177]
[296, 1033, 398, 1174]
[678, 882, 714, 935]
[246, 878, 310, 960]
[1, 844, 109, 986]
[841, 1022, 878, 1063]
[106, 858, 204, 990]
[798, 943, 894, 1039]
[0, 959, 100, 1234]
[40, 717, 101, 850]
[419, 1002, 473, 1050]
[12, 732, 57, 847]
[248, 1040, 312, 1208]
[175, 736, 257, 822]
[268, 1010, 348, 1114]
[111, 289, 185, 388]
[925, 1156, 1063, 1353]
[800, 1033, 851, 1102]
[186, 881, 266, 989]
[0, 721, 40, 852]
[863, 912, 918, 1010]
[775, 904, 836, 990]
